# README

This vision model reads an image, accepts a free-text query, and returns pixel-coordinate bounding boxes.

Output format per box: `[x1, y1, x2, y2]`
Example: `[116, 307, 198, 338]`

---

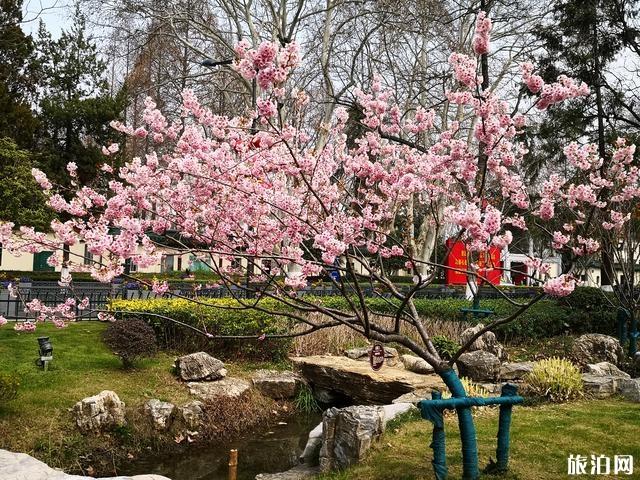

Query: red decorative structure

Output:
[445, 239, 501, 286]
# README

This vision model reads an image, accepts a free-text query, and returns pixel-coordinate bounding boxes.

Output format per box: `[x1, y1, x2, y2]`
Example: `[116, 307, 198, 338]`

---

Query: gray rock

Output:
[251, 370, 300, 399]
[572, 334, 625, 366]
[72, 390, 126, 433]
[0, 449, 170, 480]
[345, 346, 400, 367]
[617, 378, 640, 402]
[319, 405, 385, 472]
[400, 355, 434, 374]
[392, 388, 433, 405]
[177, 400, 205, 430]
[459, 324, 505, 360]
[581, 374, 618, 398]
[255, 464, 319, 480]
[175, 352, 226, 381]
[188, 377, 251, 400]
[291, 356, 444, 405]
[456, 351, 501, 382]
[586, 361, 630, 379]
[500, 361, 534, 381]
[144, 399, 175, 431]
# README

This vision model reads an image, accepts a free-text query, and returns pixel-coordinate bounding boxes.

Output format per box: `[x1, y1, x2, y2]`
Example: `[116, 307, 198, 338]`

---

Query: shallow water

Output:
[119, 413, 322, 480]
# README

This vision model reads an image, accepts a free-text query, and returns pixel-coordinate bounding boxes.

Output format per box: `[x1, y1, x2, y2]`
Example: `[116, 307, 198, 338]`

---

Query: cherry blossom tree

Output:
[2, 11, 639, 479]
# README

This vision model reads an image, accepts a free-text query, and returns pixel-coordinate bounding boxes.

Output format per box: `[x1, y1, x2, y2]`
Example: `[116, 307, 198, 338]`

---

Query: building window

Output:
[33, 251, 55, 271]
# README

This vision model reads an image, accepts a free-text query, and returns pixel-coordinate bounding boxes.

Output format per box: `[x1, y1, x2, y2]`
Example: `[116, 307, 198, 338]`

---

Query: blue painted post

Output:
[429, 391, 448, 480]
[496, 384, 518, 471]
[441, 369, 479, 480]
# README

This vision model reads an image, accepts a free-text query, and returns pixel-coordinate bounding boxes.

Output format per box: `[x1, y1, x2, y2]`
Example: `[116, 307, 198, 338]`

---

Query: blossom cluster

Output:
[0, 10, 634, 311]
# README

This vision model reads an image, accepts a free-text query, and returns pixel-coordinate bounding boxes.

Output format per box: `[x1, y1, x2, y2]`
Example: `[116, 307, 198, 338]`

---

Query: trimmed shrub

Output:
[524, 357, 583, 402]
[0, 372, 19, 404]
[431, 335, 460, 360]
[560, 287, 617, 334]
[103, 318, 158, 368]
[111, 298, 293, 361]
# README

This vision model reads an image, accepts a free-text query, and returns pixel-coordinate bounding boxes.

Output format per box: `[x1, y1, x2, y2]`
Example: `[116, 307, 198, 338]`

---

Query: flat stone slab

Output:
[0, 449, 170, 480]
[291, 355, 444, 405]
[188, 378, 251, 400]
[255, 464, 319, 480]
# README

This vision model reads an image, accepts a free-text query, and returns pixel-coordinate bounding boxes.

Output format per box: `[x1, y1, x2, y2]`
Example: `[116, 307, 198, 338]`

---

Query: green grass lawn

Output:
[318, 399, 640, 480]
[0, 322, 192, 458]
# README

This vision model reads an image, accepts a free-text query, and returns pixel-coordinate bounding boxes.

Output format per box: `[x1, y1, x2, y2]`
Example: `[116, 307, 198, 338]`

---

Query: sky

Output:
[21, 0, 71, 38]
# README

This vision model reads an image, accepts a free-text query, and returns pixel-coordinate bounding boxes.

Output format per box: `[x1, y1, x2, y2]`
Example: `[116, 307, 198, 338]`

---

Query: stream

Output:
[120, 413, 322, 480]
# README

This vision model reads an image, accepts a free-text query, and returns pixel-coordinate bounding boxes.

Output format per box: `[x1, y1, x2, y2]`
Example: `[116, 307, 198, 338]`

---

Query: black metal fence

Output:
[0, 281, 541, 321]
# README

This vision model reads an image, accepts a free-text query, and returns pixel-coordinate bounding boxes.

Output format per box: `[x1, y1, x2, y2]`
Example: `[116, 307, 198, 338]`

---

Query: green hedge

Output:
[110, 287, 619, 357]
[110, 298, 293, 361]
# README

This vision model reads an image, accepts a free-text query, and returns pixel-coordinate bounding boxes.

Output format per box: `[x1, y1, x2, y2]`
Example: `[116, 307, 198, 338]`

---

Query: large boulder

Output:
[500, 361, 534, 381]
[459, 324, 505, 360]
[456, 351, 501, 382]
[144, 399, 175, 431]
[175, 352, 226, 381]
[581, 374, 618, 398]
[251, 370, 300, 399]
[400, 355, 434, 374]
[572, 334, 625, 366]
[618, 378, 640, 402]
[291, 356, 444, 405]
[72, 390, 126, 433]
[319, 405, 385, 472]
[0, 449, 170, 480]
[586, 361, 630, 379]
[344, 346, 400, 367]
[188, 377, 251, 400]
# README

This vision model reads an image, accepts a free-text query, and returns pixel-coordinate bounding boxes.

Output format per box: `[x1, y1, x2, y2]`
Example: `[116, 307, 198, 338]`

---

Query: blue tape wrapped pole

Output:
[496, 384, 518, 471]
[441, 368, 479, 480]
[422, 390, 448, 480]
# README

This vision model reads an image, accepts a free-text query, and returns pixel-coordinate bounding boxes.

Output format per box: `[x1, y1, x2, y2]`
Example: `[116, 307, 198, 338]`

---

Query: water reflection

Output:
[121, 413, 322, 480]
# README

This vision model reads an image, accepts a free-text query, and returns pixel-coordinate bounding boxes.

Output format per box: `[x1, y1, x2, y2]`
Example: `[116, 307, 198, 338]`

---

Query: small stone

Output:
[586, 361, 630, 379]
[144, 399, 175, 431]
[500, 361, 534, 381]
[255, 464, 319, 480]
[392, 388, 435, 405]
[175, 352, 226, 381]
[400, 355, 434, 374]
[581, 374, 618, 398]
[188, 377, 251, 400]
[251, 370, 300, 399]
[617, 378, 640, 402]
[177, 400, 205, 431]
[72, 390, 126, 433]
[456, 350, 501, 382]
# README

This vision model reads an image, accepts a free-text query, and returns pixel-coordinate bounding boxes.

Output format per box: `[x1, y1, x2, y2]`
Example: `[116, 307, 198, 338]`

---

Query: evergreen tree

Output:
[0, 138, 54, 230]
[35, 8, 125, 186]
[532, 0, 640, 288]
[0, 0, 38, 148]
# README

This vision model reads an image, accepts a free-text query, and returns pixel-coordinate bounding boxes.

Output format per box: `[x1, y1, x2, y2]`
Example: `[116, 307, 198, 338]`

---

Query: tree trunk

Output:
[440, 367, 480, 480]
